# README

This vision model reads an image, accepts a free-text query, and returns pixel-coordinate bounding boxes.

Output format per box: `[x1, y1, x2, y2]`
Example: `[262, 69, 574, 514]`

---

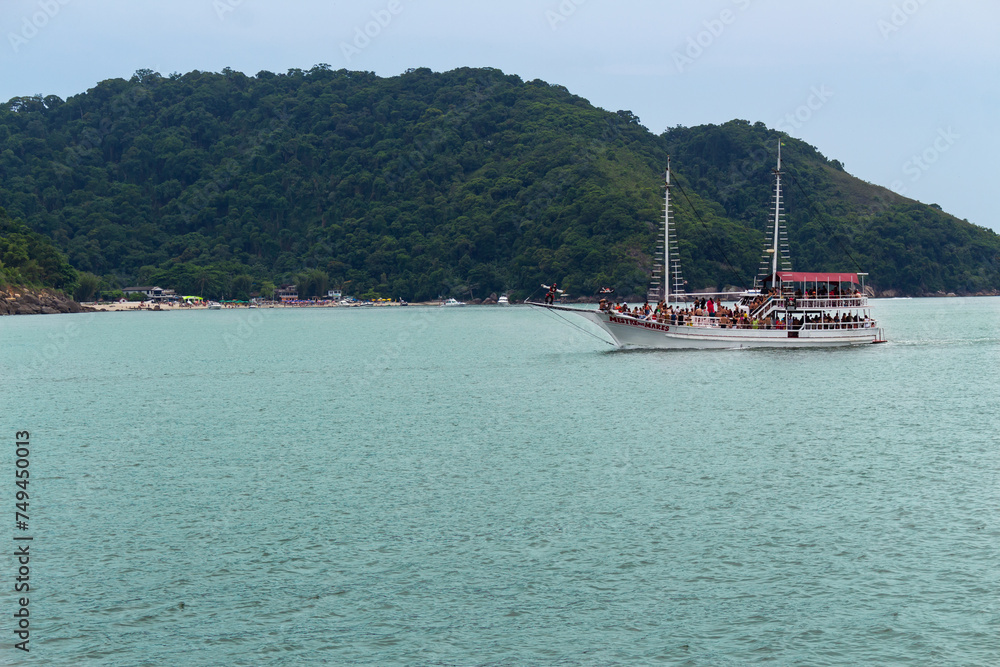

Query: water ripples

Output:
[1, 299, 998, 664]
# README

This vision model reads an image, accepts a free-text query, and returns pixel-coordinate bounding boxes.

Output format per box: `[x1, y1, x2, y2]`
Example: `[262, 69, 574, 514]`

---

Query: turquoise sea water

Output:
[1, 298, 999, 665]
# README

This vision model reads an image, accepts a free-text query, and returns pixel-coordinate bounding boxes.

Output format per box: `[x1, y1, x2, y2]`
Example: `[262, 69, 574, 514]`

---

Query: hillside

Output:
[0, 206, 76, 290]
[1, 66, 998, 300]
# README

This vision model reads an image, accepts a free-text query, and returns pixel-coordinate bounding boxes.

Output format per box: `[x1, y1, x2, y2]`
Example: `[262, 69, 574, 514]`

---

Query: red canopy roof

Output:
[775, 271, 859, 283]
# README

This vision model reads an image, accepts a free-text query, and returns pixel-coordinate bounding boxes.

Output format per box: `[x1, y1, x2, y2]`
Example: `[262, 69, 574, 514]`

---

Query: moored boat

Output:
[530, 147, 885, 349]
[497, 295, 510, 306]
[441, 297, 466, 307]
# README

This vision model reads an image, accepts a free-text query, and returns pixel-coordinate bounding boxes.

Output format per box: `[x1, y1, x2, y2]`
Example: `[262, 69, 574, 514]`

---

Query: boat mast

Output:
[664, 158, 671, 306]
[770, 142, 782, 280]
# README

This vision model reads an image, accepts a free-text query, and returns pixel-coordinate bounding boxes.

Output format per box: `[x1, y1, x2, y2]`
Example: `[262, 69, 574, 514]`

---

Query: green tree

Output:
[258, 280, 276, 300]
[230, 274, 253, 300]
[73, 272, 102, 302]
[295, 268, 329, 298]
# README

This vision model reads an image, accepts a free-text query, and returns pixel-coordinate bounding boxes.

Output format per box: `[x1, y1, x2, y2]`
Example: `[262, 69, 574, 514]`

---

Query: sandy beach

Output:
[84, 301, 424, 312]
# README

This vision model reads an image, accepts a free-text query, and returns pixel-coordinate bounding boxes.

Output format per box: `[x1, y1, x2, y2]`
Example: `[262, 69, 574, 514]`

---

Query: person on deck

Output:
[545, 283, 558, 304]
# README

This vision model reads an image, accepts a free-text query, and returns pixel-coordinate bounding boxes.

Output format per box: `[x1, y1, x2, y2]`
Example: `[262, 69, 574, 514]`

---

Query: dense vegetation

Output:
[0, 207, 76, 290]
[1, 66, 998, 300]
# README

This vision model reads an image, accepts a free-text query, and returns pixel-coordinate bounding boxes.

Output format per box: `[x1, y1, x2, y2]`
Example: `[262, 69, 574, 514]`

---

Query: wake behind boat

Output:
[530, 147, 885, 349]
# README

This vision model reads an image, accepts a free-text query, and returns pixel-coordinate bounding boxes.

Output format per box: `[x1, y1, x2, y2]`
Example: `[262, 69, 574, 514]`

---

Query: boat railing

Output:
[748, 296, 778, 318]
[638, 314, 877, 331]
[793, 296, 868, 309]
[751, 295, 805, 319]
[796, 320, 877, 331]
[688, 315, 793, 330]
[750, 295, 869, 316]
[714, 317, 877, 331]
[609, 311, 877, 332]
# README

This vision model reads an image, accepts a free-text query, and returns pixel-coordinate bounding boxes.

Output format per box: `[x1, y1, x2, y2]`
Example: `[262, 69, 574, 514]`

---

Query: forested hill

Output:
[1, 65, 998, 300]
[0, 206, 76, 291]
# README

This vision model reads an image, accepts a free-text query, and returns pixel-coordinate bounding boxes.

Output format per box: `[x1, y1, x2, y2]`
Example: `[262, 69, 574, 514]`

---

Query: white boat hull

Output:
[534, 304, 879, 349]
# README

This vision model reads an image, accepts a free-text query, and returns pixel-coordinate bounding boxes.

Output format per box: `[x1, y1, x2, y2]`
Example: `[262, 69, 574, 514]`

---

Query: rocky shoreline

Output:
[0, 287, 93, 316]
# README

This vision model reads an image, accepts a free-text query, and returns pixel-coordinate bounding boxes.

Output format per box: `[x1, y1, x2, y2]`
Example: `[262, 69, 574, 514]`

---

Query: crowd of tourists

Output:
[598, 296, 872, 331]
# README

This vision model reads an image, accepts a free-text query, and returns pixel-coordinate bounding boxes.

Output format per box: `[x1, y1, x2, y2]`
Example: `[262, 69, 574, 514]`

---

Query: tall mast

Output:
[770, 142, 782, 279]
[664, 157, 671, 306]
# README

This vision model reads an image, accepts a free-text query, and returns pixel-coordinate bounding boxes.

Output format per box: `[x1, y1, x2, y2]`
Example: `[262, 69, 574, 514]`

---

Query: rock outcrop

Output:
[0, 287, 91, 316]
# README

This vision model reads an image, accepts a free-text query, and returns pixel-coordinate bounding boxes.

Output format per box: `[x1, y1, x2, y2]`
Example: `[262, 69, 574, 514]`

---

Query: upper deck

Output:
[792, 295, 869, 309]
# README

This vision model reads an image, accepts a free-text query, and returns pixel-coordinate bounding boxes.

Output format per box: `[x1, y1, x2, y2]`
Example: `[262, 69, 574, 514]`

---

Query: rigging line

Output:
[540, 306, 616, 346]
[523, 286, 543, 304]
[671, 179, 752, 290]
[784, 171, 866, 274]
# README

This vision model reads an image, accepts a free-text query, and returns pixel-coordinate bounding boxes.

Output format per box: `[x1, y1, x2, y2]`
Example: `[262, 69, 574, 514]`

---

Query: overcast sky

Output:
[3, 0, 998, 232]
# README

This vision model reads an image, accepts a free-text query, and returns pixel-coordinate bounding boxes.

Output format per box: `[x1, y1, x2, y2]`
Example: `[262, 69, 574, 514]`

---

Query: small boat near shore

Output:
[497, 295, 510, 306]
[530, 146, 885, 349]
[441, 298, 466, 307]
